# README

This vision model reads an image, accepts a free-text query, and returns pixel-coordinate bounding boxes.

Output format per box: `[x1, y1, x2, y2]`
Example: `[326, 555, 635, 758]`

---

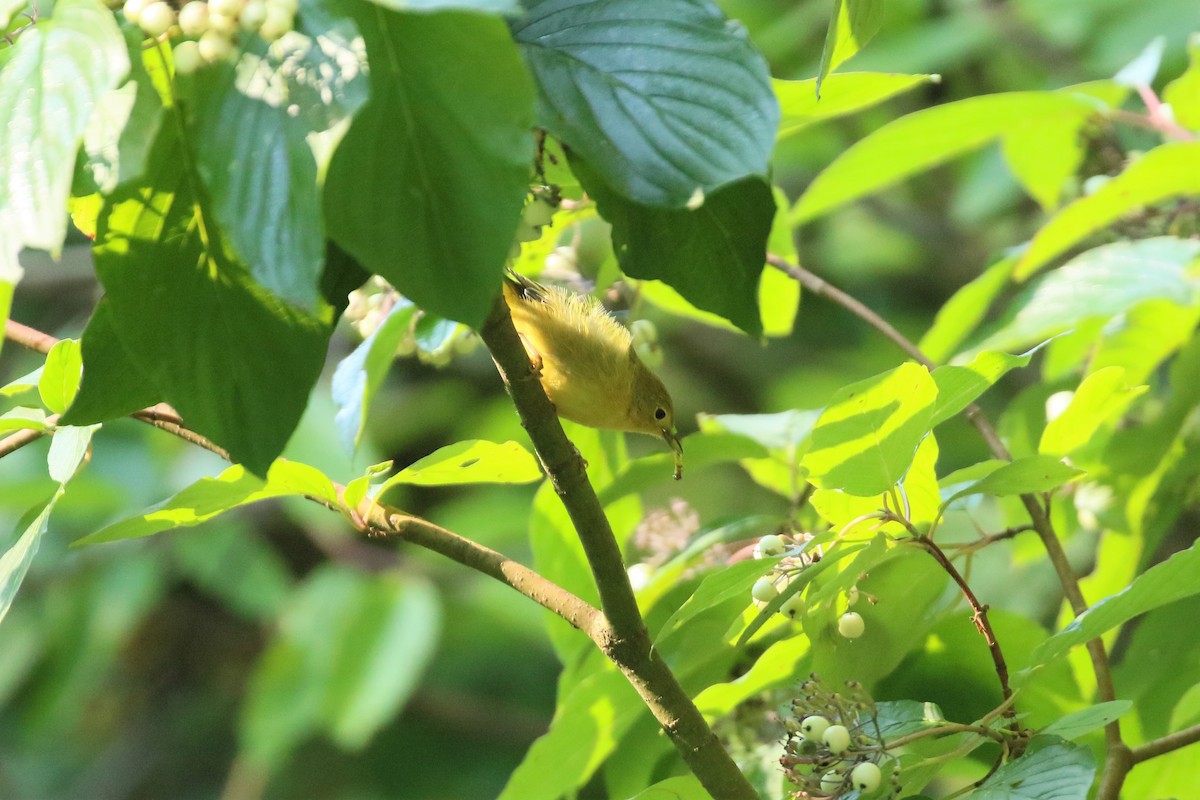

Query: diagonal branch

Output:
[479, 292, 759, 800]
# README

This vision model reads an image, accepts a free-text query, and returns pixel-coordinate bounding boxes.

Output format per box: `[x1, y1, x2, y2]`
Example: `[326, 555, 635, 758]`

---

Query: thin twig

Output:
[767, 256, 1121, 767]
[1131, 722, 1200, 764]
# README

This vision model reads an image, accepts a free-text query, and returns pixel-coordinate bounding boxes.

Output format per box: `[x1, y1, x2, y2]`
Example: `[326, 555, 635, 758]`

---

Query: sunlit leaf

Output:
[37, 339, 82, 415]
[1015, 144, 1200, 280]
[943, 455, 1083, 507]
[377, 440, 541, 490]
[1039, 367, 1147, 456]
[803, 363, 938, 496]
[776, 72, 935, 138]
[816, 0, 884, 94]
[930, 348, 1036, 427]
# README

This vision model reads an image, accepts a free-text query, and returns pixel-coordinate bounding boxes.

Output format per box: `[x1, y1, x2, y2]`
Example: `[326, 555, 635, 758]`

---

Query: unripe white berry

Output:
[850, 761, 882, 792]
[239, 0, 267, 30]
[198, 29, 234, 62]
[209, 0, 243, 16]
[266, 0, 297, 14]
[799, 714, 829, 742]
[137, 1, 175, 37]
[522, 198, 555, 228]
[823, 724, 851, 754]
[257, 2, 292, 40]
[173, 40, 202, 74]
[756, 534, 787, 558]
[750, 576, 778, 604]
[207, 11, 237, 33]
[779, 592, 805, 619]
[838, 611, 865, 639]
[122, 0, 150, 24]
[177, 1, 209, 36]
[820, 769, 843, 793]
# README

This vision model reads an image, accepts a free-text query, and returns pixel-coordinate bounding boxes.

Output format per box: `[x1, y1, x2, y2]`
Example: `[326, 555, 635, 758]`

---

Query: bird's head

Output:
[627, 358, 683, 479]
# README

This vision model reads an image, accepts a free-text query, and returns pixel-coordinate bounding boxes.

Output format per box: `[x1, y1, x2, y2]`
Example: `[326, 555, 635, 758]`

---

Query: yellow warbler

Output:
[502, 271, 683, 479]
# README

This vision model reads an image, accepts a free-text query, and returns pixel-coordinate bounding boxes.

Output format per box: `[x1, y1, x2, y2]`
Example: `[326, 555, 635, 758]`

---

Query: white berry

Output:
[177, 1, 209, 35]
[850, 761, 882, 792]
[209, 0, 243, 16]
[779, 592, 805, 619]
[173, 40, 202, 74]
[138, 1, 175, 37]
[799, 714, 829, 742]
[820, 769, 843, 793]
[838, 611, 865, 639]
[751, 576, 778, 604]
[198, 29, 234, 62]
[122, 0, 149, 23]
[266, 0, 297, 14]
[207, 11, 237, 33]
[756, 534, 787, 557]
[239, 0, 267, 29]
[823, 724, 851, 754]
[257, 3, 293, 40]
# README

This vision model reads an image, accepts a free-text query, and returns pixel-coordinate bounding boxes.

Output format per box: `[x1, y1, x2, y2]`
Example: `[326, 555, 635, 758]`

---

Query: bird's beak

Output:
[663, 428, 683, 480]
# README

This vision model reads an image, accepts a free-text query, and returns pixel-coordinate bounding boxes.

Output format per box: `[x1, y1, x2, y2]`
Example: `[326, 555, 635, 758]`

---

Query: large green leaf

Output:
[1040, 701, 1132, 741]
[1039, 367, 1146, 456]
[816, 0, 884, 94]
[376, 439, 541, 490]
[37, 339, 83, 415]
[90, 124, 335, 474]
[1030, 541, 1200, 669]
[0, 491, 61, 626]
[930, 348, 1035, 427]
[578, 165, 773, 335]
[803, 362, 938, 496]
[513, 0, 778, 208]
[976, 237, 1200, 355]
[189, 58, 324, 311]
[775, 72, 935, 139]
[0, 0, 127, 254]
[1163, 37, 1200, 130]
[72, 461, 338, 546]
[498, 668, 641, 800]
[1016, 142, 1200, 280]
[943, 455, 1083, 507]
[792, 92, 1101, 223]
[61, 298, 162, 425]
[325, 7, 534, 328]
[969, 737, 1094, 800]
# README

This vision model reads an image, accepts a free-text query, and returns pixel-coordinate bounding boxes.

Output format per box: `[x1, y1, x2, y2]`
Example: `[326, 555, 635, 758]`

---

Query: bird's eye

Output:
[654, 407, 667, 421]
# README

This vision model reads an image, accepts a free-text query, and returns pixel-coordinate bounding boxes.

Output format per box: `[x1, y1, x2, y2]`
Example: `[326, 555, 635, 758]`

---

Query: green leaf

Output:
[655, 557, 778, 644]
[189, 56, 324, 311]
[61, 298, 162, 425]
[1016, 143, 1200, 280]
[627, 776, 706, 800]
[513, 0, 778, 209]
[816, 0, 884, 94]
[47, 424, 100, 483]
[72, 460, 338, 546]
[0, 0, 127, 255]
[1001, 106, 1091, 211]
[702, 410, 818, 452]
[78, 27, 163, 194]
[919, 256, 1014, 363]
[376, 440, 541, 491]
[322, 574, 441, 749]
[792, 92, 1101, 224]
[761, 185, 801, 337]
[930, 347, 1037, 427]
[91, 122, 334, 475]
[1039, 367, 1147, 456]
[970, 737, 1095, 800]
[803, 362, 938, 496]
[37, 339, 83, 415]
[944, 455, 1083, 507]
[0, 490, 62, 625]
[577, 165, 773, 336]
[1031, 541, 1200, 669]
[776, 72, 936, 139]
[498, 668, 641, 800]
[331, 300, 419, 454]
[1163, 36, 1200, 130]
[1040, 701, 1132, 741]
[0, 407, 49, 434]
[366, 0, 516, 10]
[325, 8, 533, 329]
[978, 237, 1200, 355]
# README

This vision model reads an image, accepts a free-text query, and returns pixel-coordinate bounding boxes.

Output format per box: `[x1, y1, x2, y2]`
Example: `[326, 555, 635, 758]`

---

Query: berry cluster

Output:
[749, 533, 870, 638]
[119, 0, 297, 72]
[781, 676, 891, 798]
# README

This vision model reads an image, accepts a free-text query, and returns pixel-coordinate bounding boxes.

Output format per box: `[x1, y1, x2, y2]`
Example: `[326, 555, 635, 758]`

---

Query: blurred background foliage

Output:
[2, 0, 1200, 798]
